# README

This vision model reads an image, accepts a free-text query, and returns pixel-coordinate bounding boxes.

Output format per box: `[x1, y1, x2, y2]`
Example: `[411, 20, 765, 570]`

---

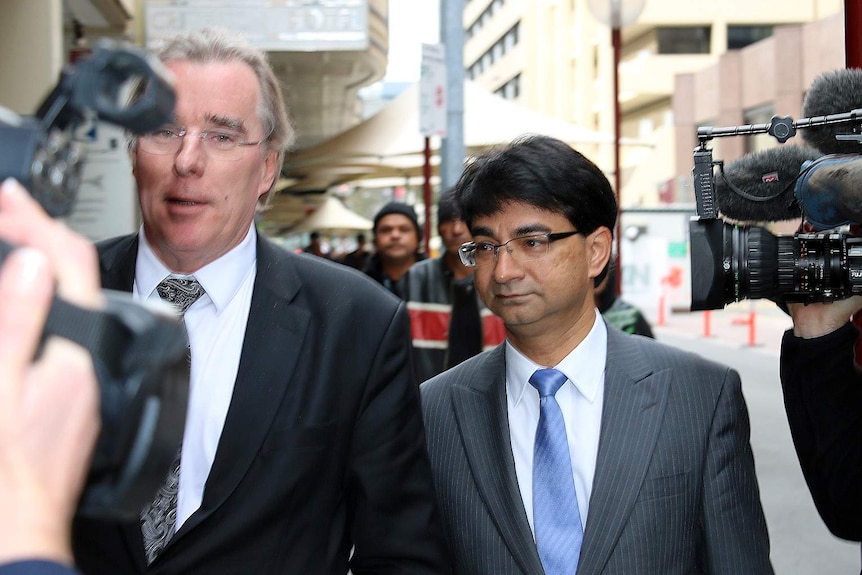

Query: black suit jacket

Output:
[73, 233, 450, 575]
[781, 322, 862, 542]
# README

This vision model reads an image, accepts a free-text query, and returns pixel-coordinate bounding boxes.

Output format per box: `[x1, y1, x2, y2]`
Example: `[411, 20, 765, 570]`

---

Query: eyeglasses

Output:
[138, 126, 266, 160]
[458, 231, 581, 268]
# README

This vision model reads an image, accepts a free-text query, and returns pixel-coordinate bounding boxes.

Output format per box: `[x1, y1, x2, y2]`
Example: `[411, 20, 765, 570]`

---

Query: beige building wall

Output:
[673, 13, 845, 194]
[0, 0, 66, 114]
[463, 0, 843, 206]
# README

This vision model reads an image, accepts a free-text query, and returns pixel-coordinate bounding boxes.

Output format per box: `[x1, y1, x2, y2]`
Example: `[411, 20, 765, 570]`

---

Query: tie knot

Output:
[157, 276, 205, 315]
[529, 368, 568, 398]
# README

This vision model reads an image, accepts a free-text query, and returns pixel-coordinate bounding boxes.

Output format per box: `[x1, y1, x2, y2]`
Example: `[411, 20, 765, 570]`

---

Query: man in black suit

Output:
[72, 27, 449, 575]
[781, 297, 862, 560]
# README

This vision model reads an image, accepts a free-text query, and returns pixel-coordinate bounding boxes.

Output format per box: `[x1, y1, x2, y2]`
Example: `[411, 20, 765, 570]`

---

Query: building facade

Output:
[462, 0, 843, 206]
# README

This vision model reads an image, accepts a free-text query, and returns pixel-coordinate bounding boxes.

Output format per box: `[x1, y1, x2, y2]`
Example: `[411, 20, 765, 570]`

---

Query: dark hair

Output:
[437, 187, 460, 225]
[373, 201, 421, 239]
[453, 134, 617, 284]
[454, 135, 617, 237]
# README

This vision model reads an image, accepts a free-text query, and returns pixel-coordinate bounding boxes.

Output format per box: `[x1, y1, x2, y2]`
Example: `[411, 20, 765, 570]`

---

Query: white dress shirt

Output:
[134, 224, 257, 529]
[507, 308, 607, 536]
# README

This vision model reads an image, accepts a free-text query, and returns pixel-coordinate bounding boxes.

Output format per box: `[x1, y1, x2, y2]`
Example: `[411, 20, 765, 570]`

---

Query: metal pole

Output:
[846, 0, 862, 68]
[423, 136, 433, 250]
[440, 0, 466, 190]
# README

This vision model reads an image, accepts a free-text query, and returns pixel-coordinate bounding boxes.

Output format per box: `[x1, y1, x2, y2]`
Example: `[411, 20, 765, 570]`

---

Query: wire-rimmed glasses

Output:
[138, 125, 265, 160]
[458, 231, 582, 267]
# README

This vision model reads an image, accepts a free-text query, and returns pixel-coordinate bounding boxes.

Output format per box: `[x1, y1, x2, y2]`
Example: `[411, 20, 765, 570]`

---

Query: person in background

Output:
[594, 263, 654, 338]
[0, 180, 101, 575]
[71, 28, 449, 575]
[780, 297, 862, 564]
[400, 188, 505, 383]
[420, 135, 772, 574]
[364, 201, 425, 297]
[340, 233, 371, 270]
[302, 231, 329, 258]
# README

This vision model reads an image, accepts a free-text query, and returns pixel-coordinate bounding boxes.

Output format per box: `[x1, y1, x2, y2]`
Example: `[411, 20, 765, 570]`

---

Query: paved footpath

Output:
[653, 302, 861, 574]
[652, 300, 793, 357]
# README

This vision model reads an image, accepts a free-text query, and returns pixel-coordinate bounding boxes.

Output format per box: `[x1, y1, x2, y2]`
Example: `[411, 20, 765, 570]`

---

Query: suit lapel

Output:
[577, 327, 671, 574]
[451, 346, 545, 575]
[97, 234, 138, 292]
[172, 235, 309, 537]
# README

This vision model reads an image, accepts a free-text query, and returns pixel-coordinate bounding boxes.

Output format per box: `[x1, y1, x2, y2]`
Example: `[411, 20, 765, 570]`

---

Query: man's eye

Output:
[152, 128, 179, 139]
[476, 242, 496, 253]
[206, 131, 238, 144]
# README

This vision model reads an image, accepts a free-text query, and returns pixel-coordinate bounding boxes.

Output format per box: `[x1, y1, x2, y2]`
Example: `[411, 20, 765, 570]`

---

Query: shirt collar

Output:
[135, 224, 257, 314]
[506, 308, 608, 406]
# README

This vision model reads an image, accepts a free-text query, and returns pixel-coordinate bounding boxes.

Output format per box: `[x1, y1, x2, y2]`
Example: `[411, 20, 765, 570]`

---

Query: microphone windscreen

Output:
[802, 68, 862, 154]
[715, 145, 822, 222]
[795, 154, 862, 229]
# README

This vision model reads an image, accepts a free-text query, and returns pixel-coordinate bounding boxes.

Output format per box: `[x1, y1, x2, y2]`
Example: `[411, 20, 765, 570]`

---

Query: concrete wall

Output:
[0, 0, 64, 114]
[673, 12, 845, 180]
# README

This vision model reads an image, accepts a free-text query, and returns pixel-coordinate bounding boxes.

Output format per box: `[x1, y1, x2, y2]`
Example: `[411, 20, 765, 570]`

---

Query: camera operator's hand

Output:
[787, 295, 862, 339]
[0, 179, 102, 567]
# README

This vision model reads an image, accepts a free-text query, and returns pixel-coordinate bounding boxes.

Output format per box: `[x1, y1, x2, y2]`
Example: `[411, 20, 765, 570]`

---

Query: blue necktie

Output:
[530, 368, 583, 575]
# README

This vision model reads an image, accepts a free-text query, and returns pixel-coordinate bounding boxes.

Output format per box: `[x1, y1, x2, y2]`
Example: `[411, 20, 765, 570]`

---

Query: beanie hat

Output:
[437, 187, 460, 224]
[373, 201, 421, 237]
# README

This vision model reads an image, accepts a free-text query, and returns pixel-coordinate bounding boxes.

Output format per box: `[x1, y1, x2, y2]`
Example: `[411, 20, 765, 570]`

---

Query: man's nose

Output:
[174, 134, 206, 175]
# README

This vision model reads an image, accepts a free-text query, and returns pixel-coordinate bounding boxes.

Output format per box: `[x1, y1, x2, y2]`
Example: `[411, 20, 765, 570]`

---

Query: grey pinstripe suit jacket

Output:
[420, 325, 774, 575]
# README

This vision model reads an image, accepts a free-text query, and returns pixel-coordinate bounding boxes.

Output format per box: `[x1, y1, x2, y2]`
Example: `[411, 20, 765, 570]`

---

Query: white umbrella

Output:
[286, 195, 373, 235]
[283, 80, 650, 192]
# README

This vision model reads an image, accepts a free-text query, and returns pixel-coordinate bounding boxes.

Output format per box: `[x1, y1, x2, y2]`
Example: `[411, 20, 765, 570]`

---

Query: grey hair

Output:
[143, 27, 294, 206]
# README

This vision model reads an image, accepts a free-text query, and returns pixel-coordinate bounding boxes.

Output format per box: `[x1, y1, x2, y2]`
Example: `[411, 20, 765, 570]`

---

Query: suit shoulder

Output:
[609, 328, 735, 375]
[421, 349, 495, 397]
[95, 234, 136, 257]
[260, 238, 401, 308]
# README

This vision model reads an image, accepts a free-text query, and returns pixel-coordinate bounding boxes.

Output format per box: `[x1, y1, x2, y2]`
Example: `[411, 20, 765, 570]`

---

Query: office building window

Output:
[467, 22, 520, 79]
[467, 0, 508, 38]
[656, 26, 711, 54]
[727, 25, 773, 50]
[495, 74, 521, 100]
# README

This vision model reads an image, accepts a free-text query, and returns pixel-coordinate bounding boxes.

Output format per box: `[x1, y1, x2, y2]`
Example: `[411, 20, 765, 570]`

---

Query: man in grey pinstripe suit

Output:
[420, 135, 773, 575]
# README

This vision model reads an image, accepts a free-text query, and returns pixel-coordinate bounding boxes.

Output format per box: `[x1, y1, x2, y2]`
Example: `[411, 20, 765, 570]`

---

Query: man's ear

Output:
[585, 227, 613, 280]
[259, 149, 279, 198]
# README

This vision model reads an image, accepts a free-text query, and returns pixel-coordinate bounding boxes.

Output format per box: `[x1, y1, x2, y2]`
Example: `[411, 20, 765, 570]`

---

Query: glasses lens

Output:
[514, 235, 551, 260]
[139, 128, 180, 155]
[138, 129, 246, 160]
[202, 130, 242, 153]
[459, 243, 477, 267]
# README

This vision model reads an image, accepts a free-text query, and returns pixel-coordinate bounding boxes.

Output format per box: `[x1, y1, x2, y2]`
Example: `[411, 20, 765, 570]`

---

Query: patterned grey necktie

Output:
[141, 276, 205, 564]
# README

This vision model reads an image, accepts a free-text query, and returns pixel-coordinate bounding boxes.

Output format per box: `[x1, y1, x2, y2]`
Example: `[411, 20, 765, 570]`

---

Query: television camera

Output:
[0, 40, 190, 519]
[689, 110, 862, 311]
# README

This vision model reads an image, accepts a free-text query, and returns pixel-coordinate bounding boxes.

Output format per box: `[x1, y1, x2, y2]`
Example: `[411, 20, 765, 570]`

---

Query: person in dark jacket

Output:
[364, 201, 425, 297]
[595, 264, 654, 338]
[400, 189, 505, 383]
[781, 296, 862, 556]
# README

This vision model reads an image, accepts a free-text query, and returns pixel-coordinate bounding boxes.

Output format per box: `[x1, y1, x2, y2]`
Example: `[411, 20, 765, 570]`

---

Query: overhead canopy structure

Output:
[285, 195, 373, 235]
[281, 80, 646, 193]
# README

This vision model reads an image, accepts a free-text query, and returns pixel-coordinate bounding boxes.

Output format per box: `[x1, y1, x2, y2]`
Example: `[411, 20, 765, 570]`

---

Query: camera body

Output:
[689, 218, 862, 310]
[0, 40, 190, 519]
[689, 115, 862, 310]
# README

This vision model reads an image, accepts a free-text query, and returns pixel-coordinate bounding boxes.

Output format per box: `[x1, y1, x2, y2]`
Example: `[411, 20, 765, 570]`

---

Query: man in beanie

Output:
[364, 201, 425, 297]
[400, 189, 505, 383]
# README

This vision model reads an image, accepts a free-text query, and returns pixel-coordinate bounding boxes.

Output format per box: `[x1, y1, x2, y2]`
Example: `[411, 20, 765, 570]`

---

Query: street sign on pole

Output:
[420, 43, 447, 137]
